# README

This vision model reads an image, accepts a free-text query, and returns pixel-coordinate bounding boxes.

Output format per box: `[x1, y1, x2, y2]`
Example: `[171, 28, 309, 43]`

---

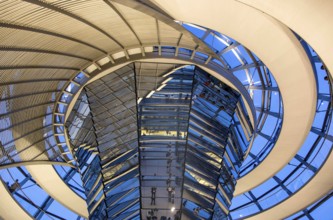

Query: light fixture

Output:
[146, 90, 155, 98]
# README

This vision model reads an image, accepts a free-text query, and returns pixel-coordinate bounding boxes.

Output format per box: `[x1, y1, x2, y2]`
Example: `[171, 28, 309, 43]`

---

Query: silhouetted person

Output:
[167, 186, 173, 202]
[193, 207, 201, 216]
[9, 179, 20, 192]
[171, 187, 175, 204]
[174, 211, 181, 220]
[0, 141, 5, 157]
[151, 187, 156, 205]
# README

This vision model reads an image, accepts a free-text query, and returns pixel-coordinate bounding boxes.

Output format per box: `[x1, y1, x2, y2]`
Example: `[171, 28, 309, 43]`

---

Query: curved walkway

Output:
[26, 165, 88, 218]
[0, 179, 33, 220]
[152, 0, 316, 195]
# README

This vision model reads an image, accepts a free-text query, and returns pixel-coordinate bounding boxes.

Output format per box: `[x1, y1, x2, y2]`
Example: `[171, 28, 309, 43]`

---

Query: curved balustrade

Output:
[229, 41, 333, 219]
[0, 166, 85, 219]
[285, 190, 333, 220]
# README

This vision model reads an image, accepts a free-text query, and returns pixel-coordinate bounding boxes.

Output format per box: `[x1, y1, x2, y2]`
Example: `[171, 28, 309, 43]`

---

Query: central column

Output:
[136, 63, 195, 220]
[68, 62, 248, 220]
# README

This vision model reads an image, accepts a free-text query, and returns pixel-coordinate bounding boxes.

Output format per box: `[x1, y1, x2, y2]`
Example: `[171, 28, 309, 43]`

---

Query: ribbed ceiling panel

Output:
[0, 1, 120, 51]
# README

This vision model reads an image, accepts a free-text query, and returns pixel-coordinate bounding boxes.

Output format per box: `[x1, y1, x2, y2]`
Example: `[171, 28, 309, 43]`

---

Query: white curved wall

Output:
[238, 0, 333, 77]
